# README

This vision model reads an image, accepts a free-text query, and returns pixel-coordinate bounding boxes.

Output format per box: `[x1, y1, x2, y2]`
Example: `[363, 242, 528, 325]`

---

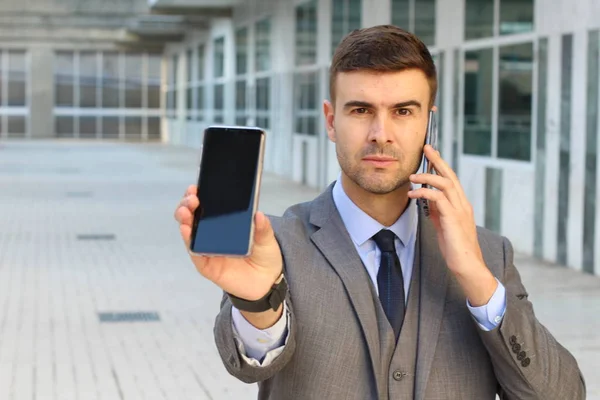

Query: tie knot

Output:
[372, 229, 396, 253]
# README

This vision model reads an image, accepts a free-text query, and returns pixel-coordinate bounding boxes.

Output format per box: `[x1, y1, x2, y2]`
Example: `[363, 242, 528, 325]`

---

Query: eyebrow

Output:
[343, 100, 423, 110]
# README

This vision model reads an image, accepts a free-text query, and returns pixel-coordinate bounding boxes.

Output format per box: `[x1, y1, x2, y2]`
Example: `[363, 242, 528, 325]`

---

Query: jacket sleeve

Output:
[477, 236, 586, 399]
[213, 290, 297, 384]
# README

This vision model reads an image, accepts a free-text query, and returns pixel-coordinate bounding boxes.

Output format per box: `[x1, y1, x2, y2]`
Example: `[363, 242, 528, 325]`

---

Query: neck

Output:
[340, 173, 411, 227]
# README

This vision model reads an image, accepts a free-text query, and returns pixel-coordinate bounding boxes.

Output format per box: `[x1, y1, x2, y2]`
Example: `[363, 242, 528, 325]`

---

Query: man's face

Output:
[324, 69, 433, 195]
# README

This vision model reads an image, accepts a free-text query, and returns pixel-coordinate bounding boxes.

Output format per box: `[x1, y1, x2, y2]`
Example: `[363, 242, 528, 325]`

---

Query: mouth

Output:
[362, 156, 397, 168]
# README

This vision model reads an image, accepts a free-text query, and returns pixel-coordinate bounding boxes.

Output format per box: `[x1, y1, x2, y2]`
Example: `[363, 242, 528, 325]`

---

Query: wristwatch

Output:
[228, 273, 288, 313]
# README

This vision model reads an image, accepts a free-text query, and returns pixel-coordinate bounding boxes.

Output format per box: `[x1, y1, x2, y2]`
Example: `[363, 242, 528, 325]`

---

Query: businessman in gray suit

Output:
[175, 25, 586, 399]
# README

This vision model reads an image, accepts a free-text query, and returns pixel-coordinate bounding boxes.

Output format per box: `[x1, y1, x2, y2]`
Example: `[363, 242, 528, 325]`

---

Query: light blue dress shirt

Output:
[231, 179, 507, 365]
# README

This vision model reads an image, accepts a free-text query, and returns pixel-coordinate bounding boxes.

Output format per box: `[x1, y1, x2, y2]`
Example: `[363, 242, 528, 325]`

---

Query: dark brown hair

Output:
[329, 25, 437, 108]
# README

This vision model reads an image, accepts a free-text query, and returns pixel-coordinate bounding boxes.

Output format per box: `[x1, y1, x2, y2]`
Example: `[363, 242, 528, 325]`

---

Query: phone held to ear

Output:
[418, 110, 438, 217]
[189, 126, 266, 257]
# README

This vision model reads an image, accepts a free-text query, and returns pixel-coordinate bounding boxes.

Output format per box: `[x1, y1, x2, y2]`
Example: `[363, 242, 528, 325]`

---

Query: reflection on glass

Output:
[102, 52, 120, 108]
[463, 48, 493, 156]
[124, 116, 142, 139]
[196, 85, 205, 118]
[186, 49, 193, 83]
[295, 0, 318, 66]
[148, 117, 161, 140]
[102, 116, 119, 139]
[56, 116, 74, 137]
[497, 43, 533, 161]
[236, 80, 246, 110]
[584, 30, 599, 273]
[8, 51, 26, 107]
[255, 19, 271, 72]
[256, 78, 270, 129]
[79, 116, 97, 138]
[125, 54, 142, 108]
[55, 51, 75, 107]
[331, 0, 361, 55]
[391, 0, 409, 30]
[500, 0, 534, 35]
[197, 45, 205, 81]
[7, 116, 26, 137]
[214, 83, 224, 123]
[236, 27, 248, 75]
[79, 52, 97, 108]
[533, 37, 548, 258]
[147, 55, 161, 109]
[186, 87, 193, 117]
[465, 0, 494, 40]
[414, 0, 436, 46]
[213, 37, 225, 78]
[294, 71, 319, 135]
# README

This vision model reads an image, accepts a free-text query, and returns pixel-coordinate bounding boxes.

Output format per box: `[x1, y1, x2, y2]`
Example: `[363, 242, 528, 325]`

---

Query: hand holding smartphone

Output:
[175, 126, 285, 310]
[418, 110, 438, 217]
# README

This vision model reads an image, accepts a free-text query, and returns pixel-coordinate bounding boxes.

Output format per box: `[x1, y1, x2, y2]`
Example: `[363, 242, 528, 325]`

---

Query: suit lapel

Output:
[309, 186, 383, 396]
[415, 207, 450, 400]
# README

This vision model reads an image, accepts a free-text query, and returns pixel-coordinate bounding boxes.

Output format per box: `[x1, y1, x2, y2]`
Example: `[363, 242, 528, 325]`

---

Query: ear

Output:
[431, 105, 438, 113]
[323, 100, 336, 142]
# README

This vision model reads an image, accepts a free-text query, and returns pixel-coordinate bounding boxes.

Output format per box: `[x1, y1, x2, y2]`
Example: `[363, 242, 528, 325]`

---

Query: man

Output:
[175, 25, 586, 399]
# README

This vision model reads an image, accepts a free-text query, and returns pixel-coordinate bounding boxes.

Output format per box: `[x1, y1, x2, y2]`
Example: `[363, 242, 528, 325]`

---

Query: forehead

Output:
[335, 69, 430, 102]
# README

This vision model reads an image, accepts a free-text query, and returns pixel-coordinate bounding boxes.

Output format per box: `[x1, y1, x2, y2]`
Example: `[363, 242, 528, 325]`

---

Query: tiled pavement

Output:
[0, 140, 598, 399]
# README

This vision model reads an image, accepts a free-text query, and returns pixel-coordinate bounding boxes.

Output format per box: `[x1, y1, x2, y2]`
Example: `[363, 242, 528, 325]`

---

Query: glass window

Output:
[500, 0, 534, 35]
[213, 37, 225, 78]
[124, 116, 142, 139]
[102, 52, 120, 108]
[187, 87, 193, 116]
[497, 43, 533, 161]
[79, 116, 97, 138]
[197, 85, 205, 119]
[256, 77, 270, 129]
[56, 116, 74, 137]
[294, 71, 319, 135]
[463, 48, 493, 156]
[79, 52, 97, 108]
[186, 49, 193, 83]
[0, 52, 3, 106]
[584, 29, 599, 273]
[197, 45, 205, 81]
[148, 116, 161, 140]
[255, 19, 271, 72]
[124, 54, 142, 108]
[102, 116, 119, 139]
[465, 0, 494, 40]
[331, 0, 362, 55]
[236, 27, 248, 75]
[391, 0, 409, 30]
[147, 54, 161, 109]
[414, 0, 436, 46]
[214, 83, 224, 123]
[7, 115, 26, 137]
[295, 1, 318, 66]
[55, 51, 75, 107]
[236, 80, 247, 110]
[8, 51, 26, 107]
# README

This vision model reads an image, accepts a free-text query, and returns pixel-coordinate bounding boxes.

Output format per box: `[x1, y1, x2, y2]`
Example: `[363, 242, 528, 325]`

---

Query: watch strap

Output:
[228, 274, 288, 313]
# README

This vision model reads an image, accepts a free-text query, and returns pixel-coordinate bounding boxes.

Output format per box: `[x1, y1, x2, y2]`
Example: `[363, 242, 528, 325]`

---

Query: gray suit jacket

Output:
[214, 185, 586, 399]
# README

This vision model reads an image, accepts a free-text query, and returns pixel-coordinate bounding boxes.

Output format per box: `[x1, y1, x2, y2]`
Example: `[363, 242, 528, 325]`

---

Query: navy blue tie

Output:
[373, 229, 405, 341]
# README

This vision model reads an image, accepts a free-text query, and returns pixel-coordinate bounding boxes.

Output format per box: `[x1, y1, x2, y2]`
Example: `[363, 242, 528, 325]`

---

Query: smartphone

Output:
[418, 109, 438, 217]
[189, 126, 266, 257]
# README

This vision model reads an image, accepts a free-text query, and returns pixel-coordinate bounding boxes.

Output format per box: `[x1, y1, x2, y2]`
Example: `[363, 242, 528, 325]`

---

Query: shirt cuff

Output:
[231, 301, 289, 366]
[466, 278, 507, 331]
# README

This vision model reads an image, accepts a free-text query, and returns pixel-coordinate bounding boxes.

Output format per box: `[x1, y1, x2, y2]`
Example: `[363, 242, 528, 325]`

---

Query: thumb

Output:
[253, 211, 274, 246]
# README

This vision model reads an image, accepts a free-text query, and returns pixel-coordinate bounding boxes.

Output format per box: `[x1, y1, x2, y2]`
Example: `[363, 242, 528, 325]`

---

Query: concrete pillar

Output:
[29, 46, 55, 138]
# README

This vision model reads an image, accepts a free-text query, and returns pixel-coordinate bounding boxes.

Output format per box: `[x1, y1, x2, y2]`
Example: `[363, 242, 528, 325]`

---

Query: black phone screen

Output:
[190, 127, 264, 256]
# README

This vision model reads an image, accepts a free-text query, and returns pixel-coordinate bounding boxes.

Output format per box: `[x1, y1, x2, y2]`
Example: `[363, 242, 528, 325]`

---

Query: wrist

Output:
[240, 303, 284, 330]
[453, 261, 498, 307]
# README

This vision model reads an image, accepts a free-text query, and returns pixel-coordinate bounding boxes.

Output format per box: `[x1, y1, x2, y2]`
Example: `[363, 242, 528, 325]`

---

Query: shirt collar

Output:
[332, 175, 418, 248]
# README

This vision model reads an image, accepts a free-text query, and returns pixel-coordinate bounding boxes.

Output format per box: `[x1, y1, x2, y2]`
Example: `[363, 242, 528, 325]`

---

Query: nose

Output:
[367, 114, 393, 144]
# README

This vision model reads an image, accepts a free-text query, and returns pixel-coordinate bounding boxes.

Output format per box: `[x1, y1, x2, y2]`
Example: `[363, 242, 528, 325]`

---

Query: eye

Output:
[352, 107, 369, 114]
[396, 108, 411, 116]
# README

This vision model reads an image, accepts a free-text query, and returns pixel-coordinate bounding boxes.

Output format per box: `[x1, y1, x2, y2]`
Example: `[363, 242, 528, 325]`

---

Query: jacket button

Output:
[512, 343, 521, 353]
[509, 335, 517, 345]
[517, 351, 526, 361]
[392, 370, 404, 381]
[521, 357, 531, 367]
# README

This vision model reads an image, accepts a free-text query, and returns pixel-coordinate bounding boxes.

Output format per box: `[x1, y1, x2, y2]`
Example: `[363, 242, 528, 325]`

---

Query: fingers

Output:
[407, 187, 454, 216]
[253, 211, 275, 246]
[174, 194, 200, 224]
[409, 173, 462, 209]
[421, 145, 470, 210]
[185, 184, 197, 197]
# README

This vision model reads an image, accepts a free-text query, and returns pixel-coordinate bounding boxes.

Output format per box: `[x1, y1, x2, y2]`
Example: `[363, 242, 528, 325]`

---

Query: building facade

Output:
[155, 0, 600, 277]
